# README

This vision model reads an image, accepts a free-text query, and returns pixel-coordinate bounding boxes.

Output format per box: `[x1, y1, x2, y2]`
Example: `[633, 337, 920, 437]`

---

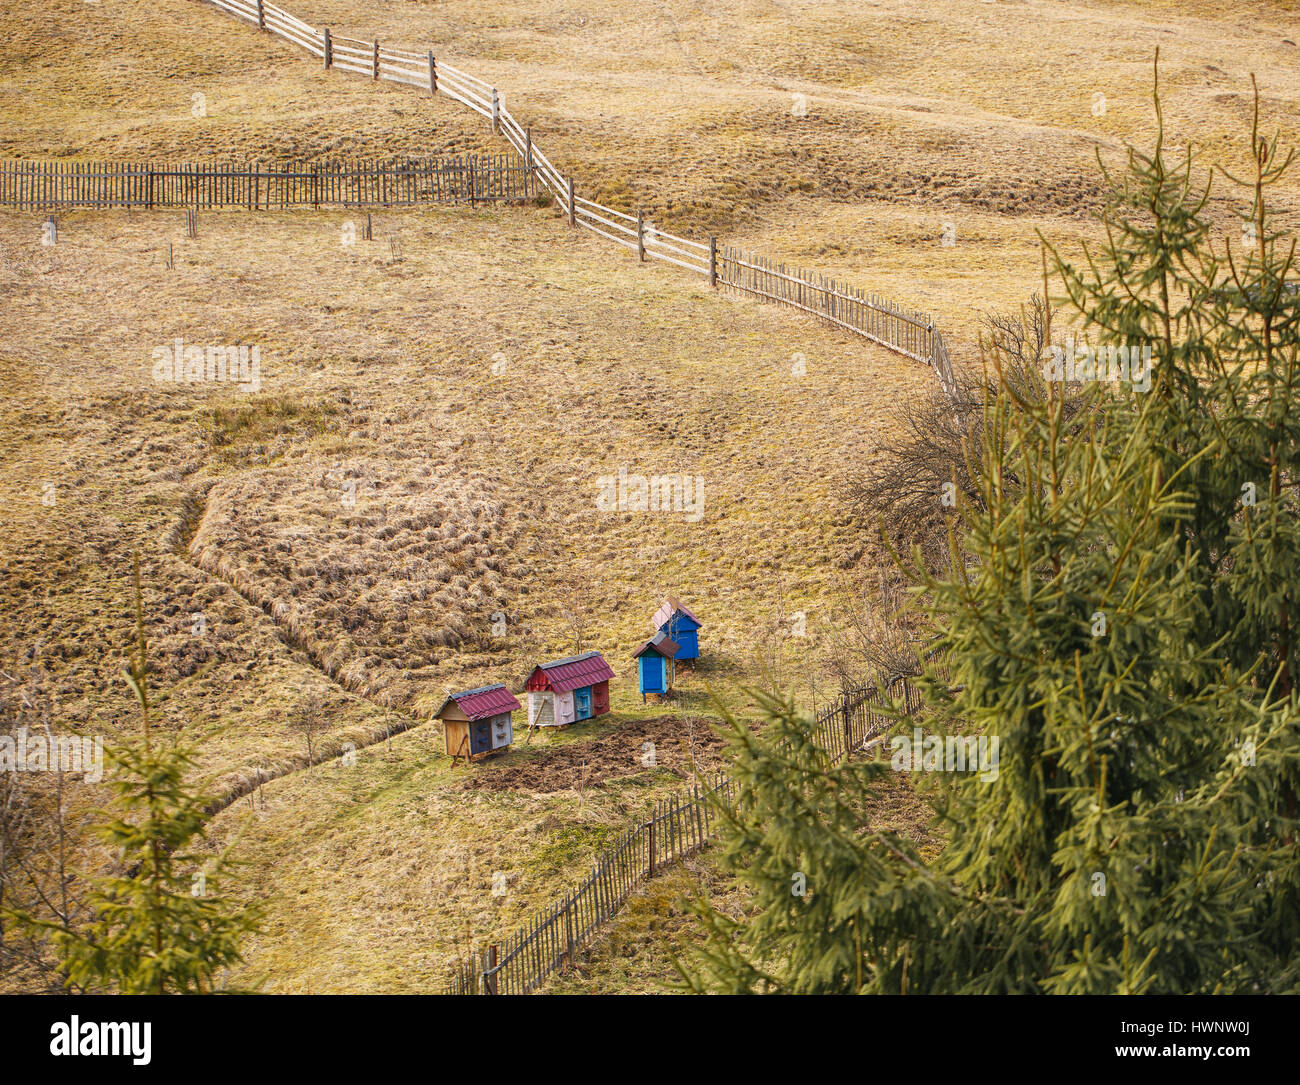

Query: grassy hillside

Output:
[6, 0, 1300, 350]
[0, 200, 925, 776]
[0, 200, 925, 989]
[2, 0, 1297, 993]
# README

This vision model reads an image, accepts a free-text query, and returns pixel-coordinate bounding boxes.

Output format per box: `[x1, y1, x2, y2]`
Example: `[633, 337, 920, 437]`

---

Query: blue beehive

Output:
[651, 596, 700, 660]
[635, 631, 680, 703]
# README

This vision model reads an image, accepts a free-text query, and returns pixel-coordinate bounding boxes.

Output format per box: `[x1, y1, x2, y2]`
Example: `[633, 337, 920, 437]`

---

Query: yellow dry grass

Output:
[0, 199, 926, 990]
[2, 0, 1297, 993]
[203, 721, 711, 993]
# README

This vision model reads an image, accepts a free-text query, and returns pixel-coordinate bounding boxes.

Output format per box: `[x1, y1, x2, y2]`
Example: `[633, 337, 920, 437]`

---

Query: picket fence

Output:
[443, 671, 933, 995]
[0, 155, 529, 211]
[195, 0, 957, 393]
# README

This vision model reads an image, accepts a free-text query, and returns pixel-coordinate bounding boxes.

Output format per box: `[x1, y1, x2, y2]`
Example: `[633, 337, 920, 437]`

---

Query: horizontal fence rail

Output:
[0, 155, 529, 211]
[445, 670, 943, 995]
[192, 0, 958, 397]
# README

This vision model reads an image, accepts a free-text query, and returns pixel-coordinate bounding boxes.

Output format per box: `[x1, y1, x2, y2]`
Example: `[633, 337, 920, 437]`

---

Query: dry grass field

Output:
[2, 0, 1298, 993]
[0, 201, 926, 990]
[8, 0, 1300, 345]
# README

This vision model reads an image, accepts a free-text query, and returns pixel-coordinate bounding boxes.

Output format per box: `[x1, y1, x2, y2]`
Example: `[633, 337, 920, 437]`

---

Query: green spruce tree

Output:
[684, 62, 1300, 994]
[9, 558, 261, 993]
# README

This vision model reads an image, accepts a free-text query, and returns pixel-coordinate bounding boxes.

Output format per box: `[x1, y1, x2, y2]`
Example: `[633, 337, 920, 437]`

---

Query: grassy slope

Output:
[0, 200, 924, 772]
[0, 201, 924, 990]
[2, 0, 1298, 992]
[6, 0, 1299, 346]
[208, 711, 740, 993]
[540, 767, 943, 993]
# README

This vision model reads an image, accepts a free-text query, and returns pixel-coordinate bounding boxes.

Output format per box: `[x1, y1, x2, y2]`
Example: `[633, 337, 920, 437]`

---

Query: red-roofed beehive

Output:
[523, 651, 616, 728]
[435, 683, 521, 761]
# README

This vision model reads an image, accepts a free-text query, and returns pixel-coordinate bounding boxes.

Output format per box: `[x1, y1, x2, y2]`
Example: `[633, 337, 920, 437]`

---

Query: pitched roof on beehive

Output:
[524, 651, 616, 693]
[434, 683, 521, 721]
[634, 631, 680, 660]
[651, 596, 700, 633]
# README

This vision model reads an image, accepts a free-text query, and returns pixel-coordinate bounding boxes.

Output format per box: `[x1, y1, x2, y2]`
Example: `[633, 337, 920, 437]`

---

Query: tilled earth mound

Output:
[460, 715, 734, 794]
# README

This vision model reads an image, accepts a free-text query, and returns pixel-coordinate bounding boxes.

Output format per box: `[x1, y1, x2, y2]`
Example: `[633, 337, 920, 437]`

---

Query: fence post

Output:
[564, 897, 575, 971]
[323, 28, 332, 69]
[485, 944, 499, 995]
[636, 209, 645, 262]
[427, 51, 437, 96]
[492, 89, 500, 133]
[256, 0, 265, 29]
[567, 177, 575, 226]
[372, 40, 380, 79]
[524, 127, 533, 197]
[842, 695, 852, 758]
[708, 236, 717, 288]
[648, 808, 656, 877]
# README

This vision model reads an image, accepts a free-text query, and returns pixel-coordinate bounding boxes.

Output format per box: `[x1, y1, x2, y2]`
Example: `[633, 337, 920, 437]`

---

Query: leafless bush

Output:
[830, 296, 1093, 687]
[843, 294, 1081, 565]
[825, 572, 926, 686]
[289, 690, 327, 769]
[0, 677, 92, 992]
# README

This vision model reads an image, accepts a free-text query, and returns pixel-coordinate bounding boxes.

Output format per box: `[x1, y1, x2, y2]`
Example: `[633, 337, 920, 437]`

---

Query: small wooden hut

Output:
[635, 631, 679, 703]
[524, 651, 616, 729]
[651, 596, 701, 660]
[436, 683, 521, 761]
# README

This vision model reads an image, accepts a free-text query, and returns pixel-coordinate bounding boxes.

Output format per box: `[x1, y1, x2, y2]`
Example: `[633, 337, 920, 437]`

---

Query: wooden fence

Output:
[0, 155, 528, 211]
[720, 246, 940, 367]
[195, 0, 958, 396]
[444, 671, 934, 995]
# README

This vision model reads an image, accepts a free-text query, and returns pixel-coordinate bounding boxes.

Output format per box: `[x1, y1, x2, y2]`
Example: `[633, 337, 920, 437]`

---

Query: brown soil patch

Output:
[461, 715, 733, 794]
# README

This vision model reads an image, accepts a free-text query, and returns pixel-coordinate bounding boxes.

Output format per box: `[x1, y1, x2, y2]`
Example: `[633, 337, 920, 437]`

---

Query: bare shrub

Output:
[832, 296, 1098, 686]
[843, 294, 1082, 566]
[825, 572, 926, 685]
[289, 689, 327, 768]
[0, 679, 92, 992]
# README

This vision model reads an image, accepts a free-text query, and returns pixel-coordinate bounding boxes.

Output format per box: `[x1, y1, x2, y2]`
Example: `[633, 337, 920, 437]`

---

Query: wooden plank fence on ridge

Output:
[444, 669, 941, 995]
[0, 155, 529, 211]
[185, 0, 958, 395]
